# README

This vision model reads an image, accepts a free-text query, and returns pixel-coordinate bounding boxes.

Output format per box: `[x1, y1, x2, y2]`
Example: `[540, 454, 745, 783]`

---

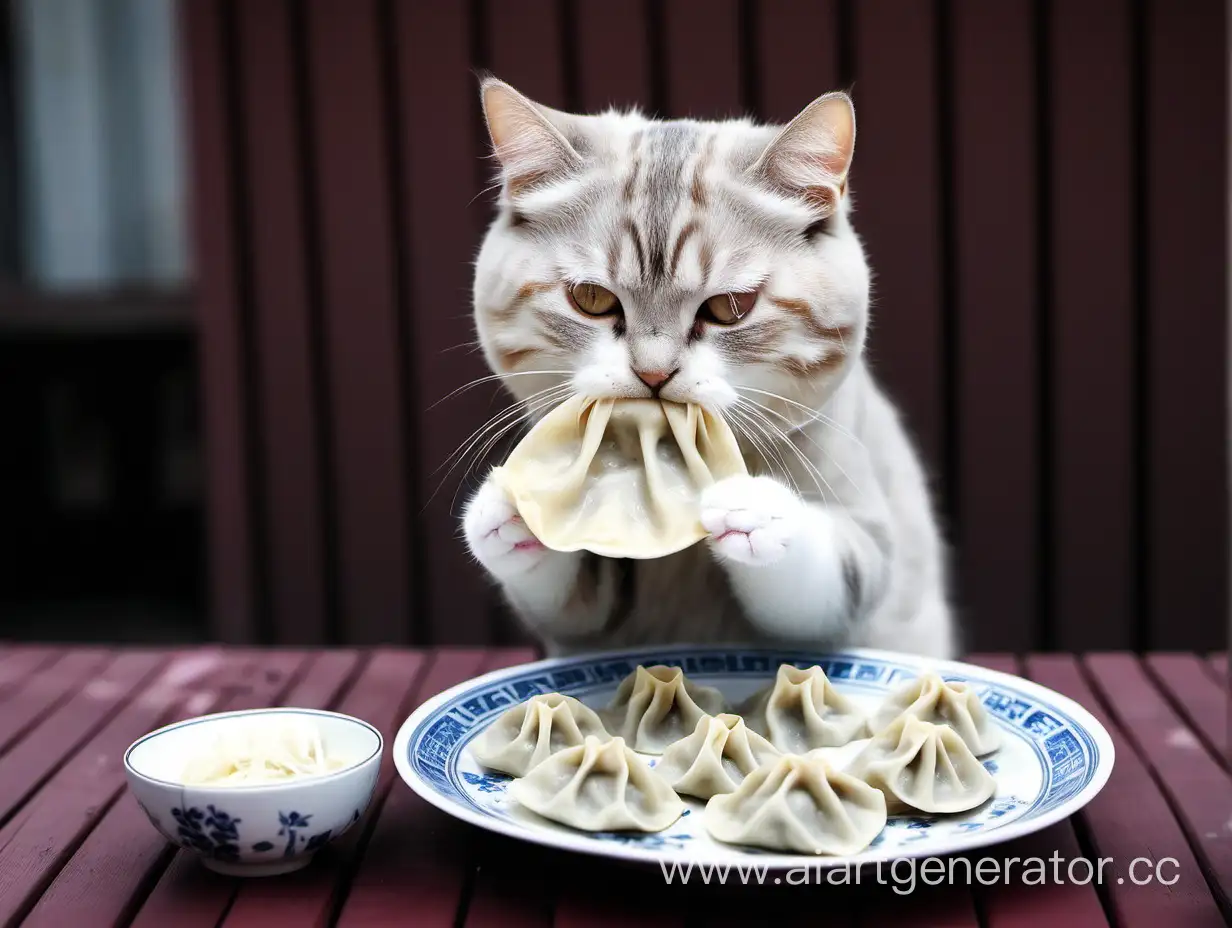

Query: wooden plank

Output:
[1209, 654, 1227, 687]
[980, 824, 1111, 927]
[964, 654, 1106, 926]
[756, 0, 839, 124]
[1049, 0, 1135, 650]
[465, 839, 554, 928]
[274, 650, 361, 709]
[856, 881, 979, 928]
[0, 650, 167, 825]
[120, 651, 313, 928]
[663, 0, 742, 118]
[218, 649, 431, 928]
[951, 0, 1038, 651]
[1144, 653, 1227, 768]
[1083, 653, 1232, 913]
[331, 650, 494, 928]
[849, 0, 946, 483]
[395, 0, 493, 645]
[0, 649, 111, 753]
[305, 0, 412, 644]
[1146, 0, 1228, 650]
[0, 648, 238, 927]
[234, 0, 328, 645]
[340, 645, 532, 921]
[21, 650, 351, 928]
[183, 0, 258, 642]
[573, 0, 652, 111]
[1027, 654, 1227, 926]
[0, 647, 57, 699]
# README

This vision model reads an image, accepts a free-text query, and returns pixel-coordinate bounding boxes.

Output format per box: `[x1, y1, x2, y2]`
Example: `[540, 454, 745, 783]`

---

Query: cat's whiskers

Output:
[727, 405, 806, 499]
[725, 409, 789, 491]
[433, 382, 572, 484]
[733, 384, 867, 451]
[449, 387, 574, 514]
[427, 370, 572, 412]
[736, 396, 865, 499]
[734, 400, 841, 504]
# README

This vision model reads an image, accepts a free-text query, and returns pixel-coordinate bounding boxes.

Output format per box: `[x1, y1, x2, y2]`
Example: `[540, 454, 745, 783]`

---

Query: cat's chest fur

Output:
[546, 544, 760, 655]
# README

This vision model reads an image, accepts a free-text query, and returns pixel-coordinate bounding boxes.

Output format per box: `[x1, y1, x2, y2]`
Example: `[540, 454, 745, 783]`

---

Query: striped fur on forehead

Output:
[613, 122, 717, 290]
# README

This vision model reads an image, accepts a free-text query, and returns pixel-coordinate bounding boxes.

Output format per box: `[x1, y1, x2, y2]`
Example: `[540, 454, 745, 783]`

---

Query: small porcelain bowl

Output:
[124, 707, 383, 876]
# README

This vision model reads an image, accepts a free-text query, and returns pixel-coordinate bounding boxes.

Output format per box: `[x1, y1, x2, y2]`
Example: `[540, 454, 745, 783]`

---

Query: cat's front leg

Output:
[462, 477, 611, 639]
[700, 475, 889, 642]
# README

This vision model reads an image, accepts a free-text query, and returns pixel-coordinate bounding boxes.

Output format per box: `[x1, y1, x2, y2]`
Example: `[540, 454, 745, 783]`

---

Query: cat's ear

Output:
[749, 91, 855, 214]
[480, 76, 582, 195]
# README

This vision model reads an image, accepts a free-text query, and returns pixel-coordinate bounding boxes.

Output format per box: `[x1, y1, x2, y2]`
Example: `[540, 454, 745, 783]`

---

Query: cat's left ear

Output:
[748, 92, 855, 214]
[480, 76, 583, 195]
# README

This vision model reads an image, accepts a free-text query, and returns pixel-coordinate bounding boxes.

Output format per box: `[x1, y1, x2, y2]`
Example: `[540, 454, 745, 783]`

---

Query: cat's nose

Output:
[632, 368, 677, 393]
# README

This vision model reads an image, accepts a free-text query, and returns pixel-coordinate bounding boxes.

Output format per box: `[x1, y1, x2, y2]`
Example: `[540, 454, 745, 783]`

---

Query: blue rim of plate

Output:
[392, 645, 1115, 869]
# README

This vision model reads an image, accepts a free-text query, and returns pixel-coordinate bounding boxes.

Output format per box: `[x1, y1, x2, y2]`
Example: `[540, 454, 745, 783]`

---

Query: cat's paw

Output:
[700, 475, 802, 567]
[463, 478, 548, 579]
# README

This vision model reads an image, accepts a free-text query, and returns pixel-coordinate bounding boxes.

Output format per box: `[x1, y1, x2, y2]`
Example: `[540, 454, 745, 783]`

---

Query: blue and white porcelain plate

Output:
[393, 646, 1114, 869]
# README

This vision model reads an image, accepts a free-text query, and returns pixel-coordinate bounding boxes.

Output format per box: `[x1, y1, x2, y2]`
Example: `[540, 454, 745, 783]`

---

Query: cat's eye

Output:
[698, 291, 757, 326]
[568, 283, 621, 317]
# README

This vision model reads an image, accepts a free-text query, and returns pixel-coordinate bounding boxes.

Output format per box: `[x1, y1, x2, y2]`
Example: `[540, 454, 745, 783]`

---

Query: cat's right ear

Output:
[480, 76, 582, 195]
[748, 91, 856, 214]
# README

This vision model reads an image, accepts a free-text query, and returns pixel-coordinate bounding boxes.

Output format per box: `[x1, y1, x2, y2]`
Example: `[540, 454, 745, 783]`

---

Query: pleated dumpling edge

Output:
[492, 395, 747, 559]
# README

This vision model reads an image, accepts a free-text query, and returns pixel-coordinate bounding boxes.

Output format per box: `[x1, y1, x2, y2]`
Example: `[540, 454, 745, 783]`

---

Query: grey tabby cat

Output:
[462, 77, 956, 659]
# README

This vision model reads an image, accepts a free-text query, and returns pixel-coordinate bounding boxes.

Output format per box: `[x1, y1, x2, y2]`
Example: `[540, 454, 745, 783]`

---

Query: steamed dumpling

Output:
[508, 736, 684, 832]
[739, 664, 867, 751]
[602, 665, 727, 754]
[471, 692, 612, 777]
[843, 714, 996, 813]
[491, 395, 747, 559]
[706, 753, 887, 855]
[655, 713, 780, 799]
[869, 672, 1002, 756]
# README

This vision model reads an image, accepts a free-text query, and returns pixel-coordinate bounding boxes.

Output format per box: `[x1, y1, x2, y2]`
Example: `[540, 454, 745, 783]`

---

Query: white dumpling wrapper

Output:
[601, 664, 728, 754]
[508, 736, 684, 832]
[706, 753, 887, 855]
[491, 395, 747, 559]
[843, 714, 996, 813]
[739, 664, 868, 751]
[869, 672, 1002, 756]
[471, 692, 612, 777]
[655, 713, 781, 799]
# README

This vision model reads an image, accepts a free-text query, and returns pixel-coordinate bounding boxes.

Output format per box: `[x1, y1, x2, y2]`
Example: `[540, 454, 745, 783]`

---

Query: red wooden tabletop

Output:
[0, 646, 1226, 927]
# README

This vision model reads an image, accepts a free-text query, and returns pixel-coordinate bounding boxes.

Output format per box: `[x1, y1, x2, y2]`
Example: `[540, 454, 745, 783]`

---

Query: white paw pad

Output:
[463, 481, 546, 575]
[700, 476, 800, 566]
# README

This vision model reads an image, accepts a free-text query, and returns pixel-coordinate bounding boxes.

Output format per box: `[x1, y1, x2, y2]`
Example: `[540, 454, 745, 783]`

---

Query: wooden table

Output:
[0, 646, 1226, 927]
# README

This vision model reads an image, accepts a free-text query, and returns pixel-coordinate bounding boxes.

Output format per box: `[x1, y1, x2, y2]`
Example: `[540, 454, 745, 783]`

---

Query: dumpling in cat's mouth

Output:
[491, 395, 747, 559]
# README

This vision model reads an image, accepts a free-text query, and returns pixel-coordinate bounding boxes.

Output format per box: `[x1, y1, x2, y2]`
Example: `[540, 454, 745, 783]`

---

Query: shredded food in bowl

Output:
[180, 716, 352, 785]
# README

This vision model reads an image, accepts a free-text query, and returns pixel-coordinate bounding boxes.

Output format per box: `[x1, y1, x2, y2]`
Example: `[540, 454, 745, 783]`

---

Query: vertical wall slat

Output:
[951, 0, 1038, 652]
[304, 0, 412, 644]
[756, 0, 840, 124]
[181, 0, 257, 642]
[1050, 0, 1134, 650]
[485, 0, 566, 106]
[574, 0, 652, 111]
[234, 0, 328, 645]
[850, 3, 947, 508]
[664, 0, 742, 118]
[1146, 0, 1229, 648]
[394, 0, 493, 645]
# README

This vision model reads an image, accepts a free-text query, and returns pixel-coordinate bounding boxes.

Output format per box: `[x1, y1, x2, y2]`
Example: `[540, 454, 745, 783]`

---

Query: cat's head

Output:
[472, 77, 869, 426]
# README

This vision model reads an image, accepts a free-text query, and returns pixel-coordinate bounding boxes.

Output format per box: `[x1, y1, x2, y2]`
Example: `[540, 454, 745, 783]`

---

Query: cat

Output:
[461, 76, 956, 660]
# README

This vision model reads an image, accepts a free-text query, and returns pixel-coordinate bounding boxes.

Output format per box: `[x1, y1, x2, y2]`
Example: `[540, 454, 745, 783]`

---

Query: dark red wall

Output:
[183, 0, 1228, 652]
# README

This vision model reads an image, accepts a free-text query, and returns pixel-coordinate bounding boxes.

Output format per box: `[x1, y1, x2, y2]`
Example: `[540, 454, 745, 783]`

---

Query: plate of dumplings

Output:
[393, 646, 1114, 869]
